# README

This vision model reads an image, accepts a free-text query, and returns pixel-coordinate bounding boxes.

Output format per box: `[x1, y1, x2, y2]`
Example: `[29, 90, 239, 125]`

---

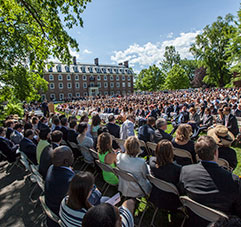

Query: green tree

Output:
[0, 0, 90, 101]
[160, 46, 181, 74]
[190, 14, 237, 87]
[164, 64, 190, 90]
[180, 59, 199, 80]
[135, 65, 165, 91]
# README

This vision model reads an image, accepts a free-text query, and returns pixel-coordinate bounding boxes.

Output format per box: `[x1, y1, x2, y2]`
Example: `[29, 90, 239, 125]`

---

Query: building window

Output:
[48, 67, 53, 72]
[116, 75, 119, 81]
[104, 91, 108, 95]
[97, 82, 101, 88]
[104, 75, 107, 81]
[110, 75, 114, 81]
[108, 68, 113, 74]
[97, 75, 101, 81]
[84, 92, 88, 96]
[102, 68, 106, 73]
[116, 91, 120, 95]
[110, 82, 114, 88]
[67, 82, 72, 89]
[65, 66, 70, 72]
[50, 93, 56, 100]
[49, 74, 54, 81]
[58, 74, 63, 81]
[83, 75, 87, 81]
[73, 66, 79, 73]
[83, 82, 87, 88]
[104, 82, 108, 88]
[59, 93, 64, 100]
[75, 75, 79, 80]
[75, 82, 80, 89]
[50, 83, 55, 89]
[128, 82, 131, 87]
[116, 82, 120, 88]
[41, 94, 46, 100]
[76, 92, 80, 97]
[110, 91, 114, 96]
[67, 74, 71, 80]
[128, 76, 131, 81]
[122, 75, 125, 81]
[90, 82, 94, 87]
[68, 93, 72, 98]
[88, 67, 93, 73]
[81, 66, 86, 73]
[122, 82, 125, 88]
[57, 65, 62, 72]
[59, 82, 63, 89]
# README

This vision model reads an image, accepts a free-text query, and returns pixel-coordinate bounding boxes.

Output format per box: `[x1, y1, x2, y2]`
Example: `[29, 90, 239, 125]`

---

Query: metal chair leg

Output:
[150, 207, 159, 227]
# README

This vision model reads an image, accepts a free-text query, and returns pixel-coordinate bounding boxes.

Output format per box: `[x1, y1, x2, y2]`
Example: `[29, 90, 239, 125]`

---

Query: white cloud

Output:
[111, 30, 201, 69]
[167, 32, 174, 38]
[69, 48, 80, 59]
[83, 49, 92, 54]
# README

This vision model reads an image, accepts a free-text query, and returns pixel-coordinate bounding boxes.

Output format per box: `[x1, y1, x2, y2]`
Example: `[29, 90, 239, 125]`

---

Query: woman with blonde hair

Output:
[116, 136, 151, 197]
[172, 124, 196, 165]
[97, 132, 118, 185]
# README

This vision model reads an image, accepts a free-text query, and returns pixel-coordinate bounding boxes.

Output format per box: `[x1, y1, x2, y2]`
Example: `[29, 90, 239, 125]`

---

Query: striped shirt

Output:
[59, 196, 87, 227]
[120, 206, 134, 227]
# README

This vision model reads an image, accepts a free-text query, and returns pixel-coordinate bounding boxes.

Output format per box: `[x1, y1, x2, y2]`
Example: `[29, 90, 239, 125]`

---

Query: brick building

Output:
[42, 58, 134, 101]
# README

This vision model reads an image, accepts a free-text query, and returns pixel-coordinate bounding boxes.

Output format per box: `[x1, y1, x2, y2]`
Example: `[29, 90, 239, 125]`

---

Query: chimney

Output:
[118, 63, 123, 66]
[94, 58, 99, 66]
[73, 56, 77, 65]
[124, 61, 129, 68]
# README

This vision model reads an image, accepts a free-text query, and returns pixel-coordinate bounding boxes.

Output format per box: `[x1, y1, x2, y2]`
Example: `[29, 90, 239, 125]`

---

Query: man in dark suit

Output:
[235, 104, 241, 117]
[177, 105, 189, 124]
[60, 117, 68, 142]
[19, 129, 37, 165]
[51, 130, 63, 149]
[67, 120, 78, 143]
[223, 107, 239, 137]
[154, 118, 173, 143]
[0, 127, 18, 163]
[106, 115, 120, 149]
[45, 146, 74, 227]
[52, 117, 61, 131]
[179, 136, 241, 227]
[138, 116, 155, 143]
[5, 120, 14, 140]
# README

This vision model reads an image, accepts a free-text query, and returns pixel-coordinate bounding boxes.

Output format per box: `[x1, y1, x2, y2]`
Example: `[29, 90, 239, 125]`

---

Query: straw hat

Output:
[207, 125, 235, 147]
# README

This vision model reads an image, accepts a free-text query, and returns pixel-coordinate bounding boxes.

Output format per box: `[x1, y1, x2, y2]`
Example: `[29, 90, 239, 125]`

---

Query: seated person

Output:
[0, 127, 18, 163]
[10, 123, 24, 144]
[199, 107, 213, 130]
[5, 120, 14, 140]
[77, 122, 94, 163]
[117, 136, 151, 197]
[179, 136, 241, 227]
[60, 117, 69, 142]
[59, 172, 101, 226]
[223, 107, 239, 137]
[120, 115, 135, 140]
[51, 130, 63, 149]
[208, 216, 241, 227]
[154, 118, 173, 143]
[149, 140, 182, 210]
[106, 115, 120, 149]
[208, 125, 237, 170]
[36, 125, 50, 164]
[82, 199, 135, 227]
[138, 116, 155, 143]
[97, 132, 119, 185]
[172, 124, 196, 165]
[19, 129, 37, 165]
[67, 120, 79, 144]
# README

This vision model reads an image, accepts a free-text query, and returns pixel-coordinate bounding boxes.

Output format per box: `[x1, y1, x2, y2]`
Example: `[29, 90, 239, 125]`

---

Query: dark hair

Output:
[80, 115, 88, 122]
[40, 116, 47, 123]
[209, 216, 241, 227]
[155, 140, 174, 166]
[60, 117, 68, 126]
[108, 115, 115, 122]
[205, 107, 211, 115]
[14, 123, 23, 130]
[32, 117, 38, 124]
[0, 127, 5, 135]
[24, 129, 34, 138]
[77, 122, 88, 134]
[24, 122, 33, 131]
[39, 126, 51, 140]
[53, 117, 60, 126]
[51, 130, 63, 143]
[195, 136, 217, 161]
[67, 172, 94, 210]
[82, 203, 118, 227]
[224, 107, 231, 113]
[147, 116, 156, 125]
[69, 120, 77, 129]
[92, 114, 101, 127]
[97, 132, 112, 154]
[5, 120, 14, 127]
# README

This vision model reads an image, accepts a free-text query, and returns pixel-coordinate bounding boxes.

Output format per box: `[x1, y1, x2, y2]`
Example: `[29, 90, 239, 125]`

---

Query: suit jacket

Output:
[179, 161, 241, 227]
[6, 127, 13, 140]
[235, 109, 241, 118]
[67, 129, 78, 144]
[200, 114, 213, 128]
[138, 124, 155, 143]
[45, 165, 75, 215]
[106, 123, 120, 138]
[19, 137, 37, 165]
[223, 114, 239, 136]
[39, 145, 53, 180]
[60, 126, 68, 142]
[0, 136, 17, 163]
[154, 128, 173, 143]
[53, 125, 61, 131]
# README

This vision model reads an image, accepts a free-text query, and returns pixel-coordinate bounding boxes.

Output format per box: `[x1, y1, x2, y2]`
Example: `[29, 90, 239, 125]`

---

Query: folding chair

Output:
[217, 158, 232, 171]
[173, 148, 193, 164]
[113, 137, 125, 152]
[141, 174, 182, 227]
[60, 140, 68, 146]
[95, 160, 118, 195]
[20, 151, 33, 173]
[68, 141, 83, 167]
[146, 142, 157, 154]
[179, 196, 228, 223]
[89, 149, 100, 176]
[39, 195, 60, 225]
[0, 150, 21, 173]
[79, 145, 94, 171]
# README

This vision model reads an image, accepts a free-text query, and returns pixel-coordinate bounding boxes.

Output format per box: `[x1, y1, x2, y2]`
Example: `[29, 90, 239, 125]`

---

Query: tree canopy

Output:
[0, 0, 91, 101]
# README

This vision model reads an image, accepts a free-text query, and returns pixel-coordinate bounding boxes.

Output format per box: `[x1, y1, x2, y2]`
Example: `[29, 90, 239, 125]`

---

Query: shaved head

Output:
[52, 146, 74, 167]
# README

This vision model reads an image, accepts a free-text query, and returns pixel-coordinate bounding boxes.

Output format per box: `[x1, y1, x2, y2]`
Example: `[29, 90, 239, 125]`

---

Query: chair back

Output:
[147, 174, 179, 195]
[31, 165, 45, 191]
[0, 150, 7, 159]
[146, 142, 157, 153]
[60, 140, 68, 145]
[39, 195, 60, 223]
[68, 141, 79, 150]
[114, 137, 126, 147]
[180, 196, 228, 223]
[89, 149, 98, 160]
[95, 160, 116, 175]
[20, 151, 32, 172]
[173, 148, 193, 163]
[217, 158, 232, 171]
[114, 167, 147, 196]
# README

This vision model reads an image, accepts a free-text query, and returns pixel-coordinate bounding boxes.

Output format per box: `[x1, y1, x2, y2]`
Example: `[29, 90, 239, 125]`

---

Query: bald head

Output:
[52, 146, 74, 167]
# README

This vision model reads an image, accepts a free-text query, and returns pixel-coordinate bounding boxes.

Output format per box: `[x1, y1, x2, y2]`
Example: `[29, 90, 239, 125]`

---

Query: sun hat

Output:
[207, 125, 235, 147]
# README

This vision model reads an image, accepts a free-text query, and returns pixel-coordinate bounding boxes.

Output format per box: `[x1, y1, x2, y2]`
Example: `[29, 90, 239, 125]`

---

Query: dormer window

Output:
[102, 68, 106, 73]
[73, 66, 79, 73]
[81, 66, 86, 73]
[57, 65, 62, 72]
[65, 66, 70, 73]
[48, 67, 53, 72]
[88, 67, 93, 73]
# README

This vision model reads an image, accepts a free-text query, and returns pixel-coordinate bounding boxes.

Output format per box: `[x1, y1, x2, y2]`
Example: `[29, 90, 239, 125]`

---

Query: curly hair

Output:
[97, 132, 112, 154]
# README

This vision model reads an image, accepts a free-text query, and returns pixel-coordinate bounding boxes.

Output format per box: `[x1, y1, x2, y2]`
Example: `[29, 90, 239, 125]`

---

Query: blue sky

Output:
[67, 0, 240, 72]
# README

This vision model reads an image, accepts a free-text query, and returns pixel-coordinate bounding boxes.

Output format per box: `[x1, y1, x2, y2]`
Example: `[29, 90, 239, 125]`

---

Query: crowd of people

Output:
[1, 87, 241, 227]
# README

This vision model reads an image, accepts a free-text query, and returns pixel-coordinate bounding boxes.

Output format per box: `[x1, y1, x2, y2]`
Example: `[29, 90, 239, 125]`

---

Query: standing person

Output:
[41, 100, 49, 117]
[223, 107, 239, 137]
[120, 115, 135, 140]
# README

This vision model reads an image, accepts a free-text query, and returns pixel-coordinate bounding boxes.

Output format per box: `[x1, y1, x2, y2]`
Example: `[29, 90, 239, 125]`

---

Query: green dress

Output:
[98, 151, 119, 185]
